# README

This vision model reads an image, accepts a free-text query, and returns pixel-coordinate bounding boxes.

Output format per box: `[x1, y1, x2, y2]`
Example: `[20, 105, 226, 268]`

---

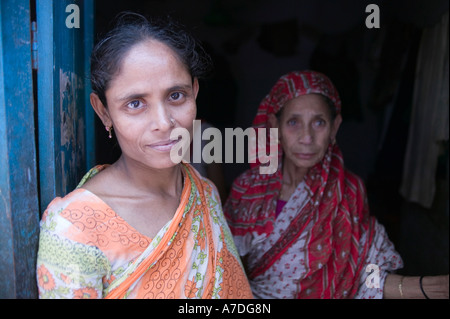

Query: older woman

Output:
[224, 70, 448, 299]
[36, 13, 252, 299]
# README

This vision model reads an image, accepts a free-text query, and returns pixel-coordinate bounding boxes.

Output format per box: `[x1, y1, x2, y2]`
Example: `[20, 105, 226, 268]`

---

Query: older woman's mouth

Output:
[294, 152, 316, 160]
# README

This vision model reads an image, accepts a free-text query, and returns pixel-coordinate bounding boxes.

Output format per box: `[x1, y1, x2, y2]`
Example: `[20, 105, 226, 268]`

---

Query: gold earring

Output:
[105, 126, 113, 139]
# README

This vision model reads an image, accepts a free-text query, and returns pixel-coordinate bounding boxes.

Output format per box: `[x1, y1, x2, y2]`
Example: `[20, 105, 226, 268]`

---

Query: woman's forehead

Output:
[282, 94, 330, 115]
[106, 40, 191, 96]
[120, 40, 182, 71]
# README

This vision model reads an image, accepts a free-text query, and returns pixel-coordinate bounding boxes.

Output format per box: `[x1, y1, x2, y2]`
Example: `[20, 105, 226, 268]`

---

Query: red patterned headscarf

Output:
[224, 70, 376, 298]
[253, 70, 341, 126]
[251, 70, 341, 169]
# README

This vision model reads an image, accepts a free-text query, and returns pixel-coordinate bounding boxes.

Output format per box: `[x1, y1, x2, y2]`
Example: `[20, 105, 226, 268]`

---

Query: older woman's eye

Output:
[314, 119, 326, 127]
[287, 119, 297, 126]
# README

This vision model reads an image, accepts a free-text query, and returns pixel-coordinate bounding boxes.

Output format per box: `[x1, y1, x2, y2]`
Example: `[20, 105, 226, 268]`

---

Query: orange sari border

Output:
[104, 163, 253, 299]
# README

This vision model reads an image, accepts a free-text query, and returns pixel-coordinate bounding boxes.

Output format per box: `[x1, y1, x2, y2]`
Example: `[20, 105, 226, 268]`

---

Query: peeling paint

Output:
[58, 68, 85, 193]
[59, 69, 73, 147]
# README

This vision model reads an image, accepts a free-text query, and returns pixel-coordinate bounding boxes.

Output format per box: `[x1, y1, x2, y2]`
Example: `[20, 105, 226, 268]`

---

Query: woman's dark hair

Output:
[90, 12, 213, 107]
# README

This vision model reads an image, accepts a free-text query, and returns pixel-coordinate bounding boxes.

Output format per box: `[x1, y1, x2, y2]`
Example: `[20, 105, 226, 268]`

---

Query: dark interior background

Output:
[93, 0, 449, 276]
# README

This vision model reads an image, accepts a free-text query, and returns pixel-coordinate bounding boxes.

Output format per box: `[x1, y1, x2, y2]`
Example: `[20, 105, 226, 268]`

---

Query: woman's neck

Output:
[281, 157, 308, 187]
[111, 155, 184, 197]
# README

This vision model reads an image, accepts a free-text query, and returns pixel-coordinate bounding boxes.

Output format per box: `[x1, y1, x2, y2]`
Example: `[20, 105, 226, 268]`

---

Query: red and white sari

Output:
[224, 71, 402, 298]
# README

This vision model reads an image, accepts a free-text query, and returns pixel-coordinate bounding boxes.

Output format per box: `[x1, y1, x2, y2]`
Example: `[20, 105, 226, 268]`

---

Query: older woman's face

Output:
[93, 40, 198, 169]
[276, 94, 341, 171]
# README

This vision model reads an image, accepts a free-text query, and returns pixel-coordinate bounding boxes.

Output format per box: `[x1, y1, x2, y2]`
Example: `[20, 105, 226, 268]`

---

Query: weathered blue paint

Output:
[36, 0, 95, 213]
[0, 0, 40, 298]
[0, 0, 94, 298]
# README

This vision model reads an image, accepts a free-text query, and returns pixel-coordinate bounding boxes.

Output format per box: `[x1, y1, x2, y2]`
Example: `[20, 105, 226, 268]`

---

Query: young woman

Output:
[224, 70, 448, 299]
[36, 13, 252, 299]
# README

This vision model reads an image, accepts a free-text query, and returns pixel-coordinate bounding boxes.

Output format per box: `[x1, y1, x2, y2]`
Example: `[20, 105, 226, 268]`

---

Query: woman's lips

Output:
[148, 138, 181, 152]
[295, 152, 315, 160]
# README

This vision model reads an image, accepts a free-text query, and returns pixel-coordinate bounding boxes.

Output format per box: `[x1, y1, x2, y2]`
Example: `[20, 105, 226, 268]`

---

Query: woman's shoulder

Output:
[39, 189, 108, 251]
[41, 164, 112, 224]
[40, 188, 101, 226]
[44, 188, 94, 210]
[186, 163, 220, 200]
[342, 168, 367, 195]
[76, 164, 111, 190]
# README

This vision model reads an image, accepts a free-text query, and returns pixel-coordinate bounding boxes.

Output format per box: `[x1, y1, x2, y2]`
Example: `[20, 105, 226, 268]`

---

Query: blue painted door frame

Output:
[0, 0, 40, 299]
[36, 0, 95, 213]
[0, 0, 94, 298]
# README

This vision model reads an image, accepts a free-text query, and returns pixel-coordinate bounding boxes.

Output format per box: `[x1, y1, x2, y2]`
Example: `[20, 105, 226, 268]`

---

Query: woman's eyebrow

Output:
[115, 92, 148, 103]
[114, 84, 193, 102]
[166, 84, 193, 92]
[289, 111, 327, 117]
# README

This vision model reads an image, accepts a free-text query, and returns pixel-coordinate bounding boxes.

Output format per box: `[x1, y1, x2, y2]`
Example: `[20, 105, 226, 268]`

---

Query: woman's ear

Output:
[267, 113, 279, 128]
[193, 77, 200, 100]
[330, 114, 342, 142]
[90, 93, 112, 127]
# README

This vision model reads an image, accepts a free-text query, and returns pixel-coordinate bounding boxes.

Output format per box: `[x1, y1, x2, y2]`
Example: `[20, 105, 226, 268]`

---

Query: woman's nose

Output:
[298, 126, 313, 144]
[149, 103, 173, 131]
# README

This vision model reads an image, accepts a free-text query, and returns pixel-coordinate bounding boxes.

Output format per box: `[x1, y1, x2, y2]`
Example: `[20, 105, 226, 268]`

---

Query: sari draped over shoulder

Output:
[36, 163, 253, 299]
[223, 71, 402, 299]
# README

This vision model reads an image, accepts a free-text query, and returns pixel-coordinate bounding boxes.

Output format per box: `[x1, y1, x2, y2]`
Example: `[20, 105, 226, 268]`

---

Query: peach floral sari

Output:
[36, 163, 252, 299]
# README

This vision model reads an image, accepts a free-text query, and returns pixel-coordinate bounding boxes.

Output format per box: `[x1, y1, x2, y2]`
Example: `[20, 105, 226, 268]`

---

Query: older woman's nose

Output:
[298, 126, 313, 144]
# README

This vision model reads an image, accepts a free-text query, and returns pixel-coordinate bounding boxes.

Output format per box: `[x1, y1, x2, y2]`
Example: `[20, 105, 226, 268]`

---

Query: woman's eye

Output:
[126, 100, 143, 109]
[169, 92, 185, 102]
[314, 119, 326, 127]
[287, 119, 297, 126]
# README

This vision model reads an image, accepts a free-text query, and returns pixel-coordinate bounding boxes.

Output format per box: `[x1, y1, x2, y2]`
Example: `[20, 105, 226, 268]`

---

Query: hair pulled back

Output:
[90, 12, 212, 106]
